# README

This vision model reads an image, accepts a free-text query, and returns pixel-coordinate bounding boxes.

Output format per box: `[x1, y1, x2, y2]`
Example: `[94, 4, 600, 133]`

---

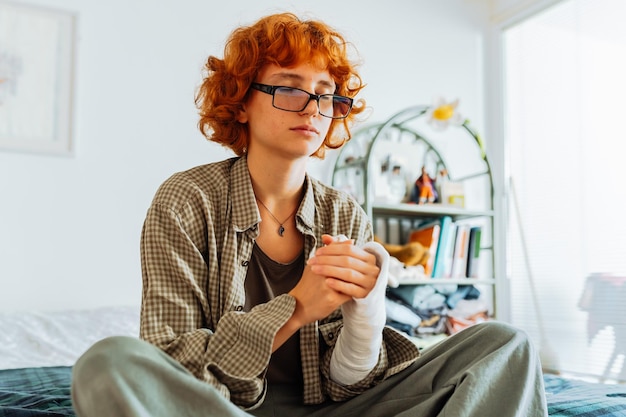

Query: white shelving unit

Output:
[331, 105, 497, 316]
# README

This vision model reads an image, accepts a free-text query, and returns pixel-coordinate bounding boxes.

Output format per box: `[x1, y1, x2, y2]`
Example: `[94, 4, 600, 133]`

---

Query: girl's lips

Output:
[291, 125, 320, 134]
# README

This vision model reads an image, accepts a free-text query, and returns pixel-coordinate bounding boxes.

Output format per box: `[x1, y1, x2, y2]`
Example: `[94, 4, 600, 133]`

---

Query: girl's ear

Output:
[236, 105, 248, 123]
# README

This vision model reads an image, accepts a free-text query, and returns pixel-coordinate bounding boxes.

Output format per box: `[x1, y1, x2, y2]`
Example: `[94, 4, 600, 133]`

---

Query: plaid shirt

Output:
[139, 156, 419, 409]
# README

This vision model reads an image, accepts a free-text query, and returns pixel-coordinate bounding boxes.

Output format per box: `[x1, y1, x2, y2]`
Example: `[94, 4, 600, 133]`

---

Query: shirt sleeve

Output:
[139, 186, 294, 410]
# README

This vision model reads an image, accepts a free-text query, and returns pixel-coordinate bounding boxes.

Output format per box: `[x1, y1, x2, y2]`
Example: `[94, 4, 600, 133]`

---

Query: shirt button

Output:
[235, 305, 244, 311]
[328, 332, 334, 340]
[241, 260, 249, 266]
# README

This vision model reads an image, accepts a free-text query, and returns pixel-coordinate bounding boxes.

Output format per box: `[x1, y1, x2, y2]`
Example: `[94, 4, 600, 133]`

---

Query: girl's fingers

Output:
[310, 261, 378, 291]
[311, 235, 380, 296]
[325, 277, 369, 299]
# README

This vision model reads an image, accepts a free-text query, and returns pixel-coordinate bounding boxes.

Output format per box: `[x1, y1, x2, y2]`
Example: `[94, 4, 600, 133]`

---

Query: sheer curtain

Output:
[503, 0, 626, 382]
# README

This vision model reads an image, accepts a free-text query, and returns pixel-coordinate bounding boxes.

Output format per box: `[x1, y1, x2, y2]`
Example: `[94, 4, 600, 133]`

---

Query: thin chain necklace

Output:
[255, 197, 299, 237]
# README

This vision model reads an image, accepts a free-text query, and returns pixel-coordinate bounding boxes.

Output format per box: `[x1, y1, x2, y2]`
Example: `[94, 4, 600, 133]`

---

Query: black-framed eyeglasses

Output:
[250, 83, 353, 119]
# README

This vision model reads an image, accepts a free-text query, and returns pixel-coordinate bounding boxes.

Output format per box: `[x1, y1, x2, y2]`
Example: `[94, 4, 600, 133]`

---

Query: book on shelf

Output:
[450, 224, 470, 278]
[408, 221, 440, 277]
[441, 223, 458, 278]
[429, 215, 454, 278]
[466, 226, 483, 278]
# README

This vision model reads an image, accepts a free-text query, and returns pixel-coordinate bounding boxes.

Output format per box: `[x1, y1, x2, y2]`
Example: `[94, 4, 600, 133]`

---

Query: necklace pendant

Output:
[278, 225, 285, 237]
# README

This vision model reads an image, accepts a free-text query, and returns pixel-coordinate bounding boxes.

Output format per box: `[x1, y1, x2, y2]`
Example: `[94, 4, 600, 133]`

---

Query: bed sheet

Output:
[0, 306, 140, 370]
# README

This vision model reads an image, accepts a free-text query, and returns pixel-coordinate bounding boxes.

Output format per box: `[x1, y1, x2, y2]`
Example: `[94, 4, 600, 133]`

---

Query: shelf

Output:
[331, 105, 497, 320]
[396, 278, 495, 286]
[372, 202, 494, 220]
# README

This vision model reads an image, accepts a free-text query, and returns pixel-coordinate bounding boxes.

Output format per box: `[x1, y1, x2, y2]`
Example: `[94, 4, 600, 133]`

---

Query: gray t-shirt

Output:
[244, 243, 304, 386]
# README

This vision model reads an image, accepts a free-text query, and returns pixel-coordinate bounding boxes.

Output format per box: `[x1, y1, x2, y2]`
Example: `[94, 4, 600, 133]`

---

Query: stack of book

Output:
[409, 216, 483, 279]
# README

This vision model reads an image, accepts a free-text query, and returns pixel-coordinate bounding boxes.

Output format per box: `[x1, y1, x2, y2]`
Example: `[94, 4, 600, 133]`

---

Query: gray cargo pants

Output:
[71, 321, 548, 417]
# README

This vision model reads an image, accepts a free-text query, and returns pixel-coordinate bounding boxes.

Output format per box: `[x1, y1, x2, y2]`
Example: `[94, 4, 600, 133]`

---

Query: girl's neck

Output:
[246, 152, 307, 205]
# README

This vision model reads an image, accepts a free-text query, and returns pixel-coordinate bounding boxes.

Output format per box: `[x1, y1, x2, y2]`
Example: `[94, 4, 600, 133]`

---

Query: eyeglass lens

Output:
[273, 87, 351, 118]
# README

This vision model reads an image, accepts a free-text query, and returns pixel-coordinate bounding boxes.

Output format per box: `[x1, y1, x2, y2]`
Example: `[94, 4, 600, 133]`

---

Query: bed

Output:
[1, 307, 625, 416]
[0, 306, 140, 417]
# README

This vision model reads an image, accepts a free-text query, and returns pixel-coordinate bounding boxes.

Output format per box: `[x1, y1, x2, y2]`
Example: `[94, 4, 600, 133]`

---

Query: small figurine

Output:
[410, 166, 439, 204]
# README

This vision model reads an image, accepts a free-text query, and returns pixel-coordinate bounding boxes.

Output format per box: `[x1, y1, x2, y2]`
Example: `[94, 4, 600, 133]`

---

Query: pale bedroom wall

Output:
[0, 0, 489, 312]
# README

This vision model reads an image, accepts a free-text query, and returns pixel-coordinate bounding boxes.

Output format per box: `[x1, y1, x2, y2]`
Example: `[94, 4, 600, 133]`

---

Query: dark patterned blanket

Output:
[0, 367, 73, 417]
[1, 367, 625, 416]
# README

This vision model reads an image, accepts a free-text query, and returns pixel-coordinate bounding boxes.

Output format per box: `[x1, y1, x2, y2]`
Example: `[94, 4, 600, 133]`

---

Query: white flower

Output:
[426, 97, 464, 130]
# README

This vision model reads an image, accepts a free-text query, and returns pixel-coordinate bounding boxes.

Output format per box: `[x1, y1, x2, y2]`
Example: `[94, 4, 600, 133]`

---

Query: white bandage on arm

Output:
[329, 241, 390, 386]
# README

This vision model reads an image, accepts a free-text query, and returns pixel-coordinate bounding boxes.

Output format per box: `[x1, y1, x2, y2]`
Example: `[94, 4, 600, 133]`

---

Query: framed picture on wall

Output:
[0, 2, 76, 156]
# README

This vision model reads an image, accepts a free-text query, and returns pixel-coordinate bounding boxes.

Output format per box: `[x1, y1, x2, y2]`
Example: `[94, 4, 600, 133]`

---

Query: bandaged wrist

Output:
[329, 241, 389, 385]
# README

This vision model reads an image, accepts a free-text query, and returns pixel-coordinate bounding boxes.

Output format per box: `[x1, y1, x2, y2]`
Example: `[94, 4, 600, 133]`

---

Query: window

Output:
[503, 0, 626, 382]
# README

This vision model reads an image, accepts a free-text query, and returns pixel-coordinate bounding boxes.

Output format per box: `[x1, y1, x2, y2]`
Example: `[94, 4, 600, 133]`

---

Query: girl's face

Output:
[238, 62, 335, 160]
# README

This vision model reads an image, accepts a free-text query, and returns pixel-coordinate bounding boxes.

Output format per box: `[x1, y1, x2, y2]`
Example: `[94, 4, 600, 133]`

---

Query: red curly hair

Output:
[195, 13, 366, 158]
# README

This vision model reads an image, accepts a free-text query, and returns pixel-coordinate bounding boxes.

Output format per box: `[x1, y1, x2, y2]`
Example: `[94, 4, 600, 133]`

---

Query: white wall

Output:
[0, 0, 489, 312]
[489, 0, 563, 24]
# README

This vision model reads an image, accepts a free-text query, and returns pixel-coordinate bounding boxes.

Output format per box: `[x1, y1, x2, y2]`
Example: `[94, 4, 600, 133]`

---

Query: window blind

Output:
[503, 0, 626, 382]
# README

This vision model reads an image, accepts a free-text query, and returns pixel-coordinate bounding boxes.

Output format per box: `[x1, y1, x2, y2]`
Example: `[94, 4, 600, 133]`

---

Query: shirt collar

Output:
[230, 156, 260, 234]
[298, 174, 316, 233]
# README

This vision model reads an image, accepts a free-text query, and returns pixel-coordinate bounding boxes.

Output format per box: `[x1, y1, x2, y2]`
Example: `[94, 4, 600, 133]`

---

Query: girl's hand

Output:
[288, 264, 351, 327]
[307, 234, 380, 300]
